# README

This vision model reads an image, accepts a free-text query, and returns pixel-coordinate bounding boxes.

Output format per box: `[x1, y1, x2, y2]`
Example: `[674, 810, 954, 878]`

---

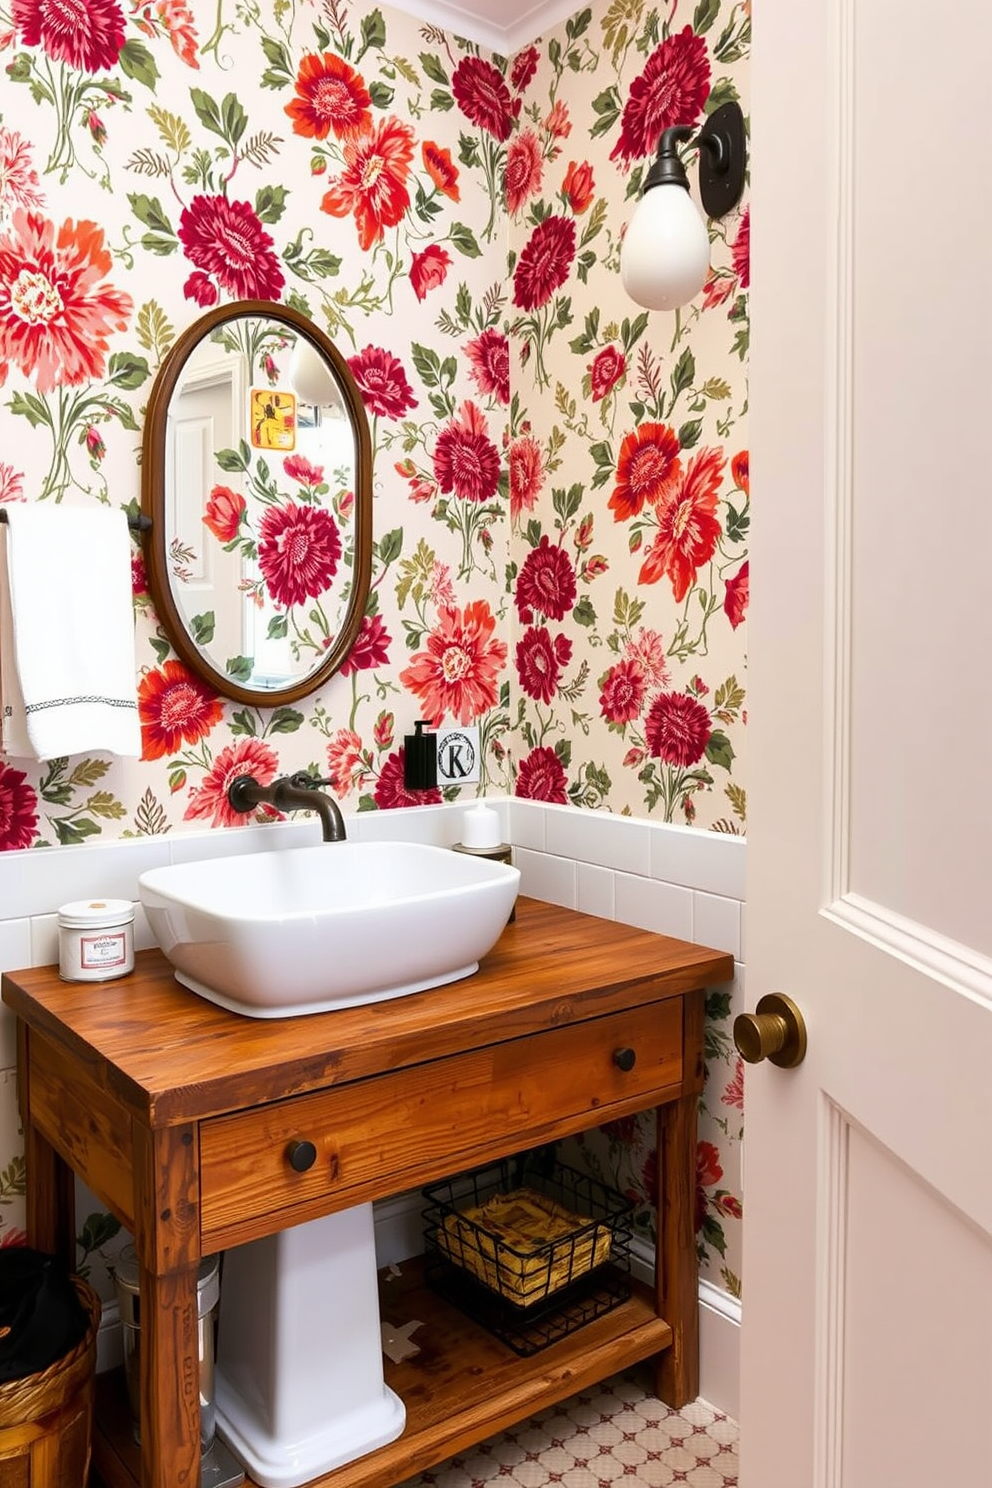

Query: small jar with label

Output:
[58, 898, 135, 982]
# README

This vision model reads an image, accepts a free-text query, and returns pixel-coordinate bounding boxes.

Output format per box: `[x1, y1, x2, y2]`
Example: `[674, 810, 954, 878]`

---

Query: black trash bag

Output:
[0, 1249, 89, 1384]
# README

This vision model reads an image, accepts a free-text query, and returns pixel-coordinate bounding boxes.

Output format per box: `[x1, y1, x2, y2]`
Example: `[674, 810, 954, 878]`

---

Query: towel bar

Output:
[0, 508, 151, 531]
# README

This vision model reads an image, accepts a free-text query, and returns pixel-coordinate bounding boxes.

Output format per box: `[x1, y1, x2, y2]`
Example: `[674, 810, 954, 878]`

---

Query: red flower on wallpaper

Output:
[465, 328, 510, 405]
[399, 600, 507, 726]
[722, 1057, 745, 1112]
[12, 0, 125, 71]
[283, 454, 324, 491]
[599, 658, 646, 728]
[339, 612, 391, 677]
[178, 196, 284, 303]
[731, 449, 749, 495]
[638, 447, 725, 600]
[285, 53, 372, 141]
[451, 56, 518, 141]
[509, 435, 543, 521]
[732, 206, 750, 289]
[645, 691, 712, 768]
[589, 344, 625, 402]
[374, 749, 442, 809]
[131, 552, 147, 597]
[695, 1140, 724, 1233]
[422, 141, 460, 201]
[184, 270, 217, 307]
[325, 728, 364, 797]
[433, 401, 501, 504]
[202, 485, 245, 543]
[134, 0, 199, 68]
[516, 626, 572, 705]
[611, 27, 711, 167]
[0, 763, 38, 851]
[510, 45, 539, 92]
[0, 211, 132, 392]
[512, 216, 576, 310]
[0, 130, 43, 217]
[409, 244, 451, 300]
[608, 422, 682, 522]
[321, 116, 416, 250]
[184, 739, 280, 828]
[505, 131, 543, 213]
[515, 535, 576, 621]
[515, 745, 568, 804]
[257, 503, 341, 608]
[724, 561, 749, 629]
[562, 160, 594, 214]
[626, 628, 670, 690]
[138, 660, 224, 761]
[347, 345, 417, 420]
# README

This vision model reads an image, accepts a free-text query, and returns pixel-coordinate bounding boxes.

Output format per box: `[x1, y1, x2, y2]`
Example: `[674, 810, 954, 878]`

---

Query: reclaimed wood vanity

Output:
[1, 897, 733, 1488]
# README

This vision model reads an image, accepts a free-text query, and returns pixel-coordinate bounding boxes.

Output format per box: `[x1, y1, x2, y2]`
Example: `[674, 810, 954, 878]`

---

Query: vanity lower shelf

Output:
[91, 1255, 672, 1488]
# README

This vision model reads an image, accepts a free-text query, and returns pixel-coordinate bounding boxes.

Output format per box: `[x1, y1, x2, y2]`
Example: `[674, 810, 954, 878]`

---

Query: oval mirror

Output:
[141, 300, 372, 706]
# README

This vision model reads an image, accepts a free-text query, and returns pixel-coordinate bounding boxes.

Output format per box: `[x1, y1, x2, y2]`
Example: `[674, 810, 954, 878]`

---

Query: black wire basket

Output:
[422, 1154, 633, 1356]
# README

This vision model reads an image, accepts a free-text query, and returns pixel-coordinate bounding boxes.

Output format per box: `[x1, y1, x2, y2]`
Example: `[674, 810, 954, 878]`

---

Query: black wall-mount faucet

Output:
[227, 774, 347, 842]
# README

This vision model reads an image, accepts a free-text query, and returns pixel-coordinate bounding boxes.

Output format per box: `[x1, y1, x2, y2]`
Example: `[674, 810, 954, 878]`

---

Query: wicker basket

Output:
[0, 1276, 101, 1488]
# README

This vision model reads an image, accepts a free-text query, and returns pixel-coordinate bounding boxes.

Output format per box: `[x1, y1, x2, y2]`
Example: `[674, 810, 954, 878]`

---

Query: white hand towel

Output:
[0, 524, 32, 757]
[2, 505, 141, 761]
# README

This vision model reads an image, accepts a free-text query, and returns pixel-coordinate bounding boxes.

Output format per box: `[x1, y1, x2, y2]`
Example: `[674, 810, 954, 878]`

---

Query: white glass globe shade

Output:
[289, 337, 341, 410]
[620, 184, 711, 312]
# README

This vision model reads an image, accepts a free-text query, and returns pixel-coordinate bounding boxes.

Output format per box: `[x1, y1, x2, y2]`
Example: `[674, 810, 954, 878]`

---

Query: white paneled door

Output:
[744, 2, 992, 1485]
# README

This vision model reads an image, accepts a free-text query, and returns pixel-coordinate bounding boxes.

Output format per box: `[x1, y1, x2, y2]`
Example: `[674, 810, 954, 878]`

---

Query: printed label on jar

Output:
[80, 931, 127, 969]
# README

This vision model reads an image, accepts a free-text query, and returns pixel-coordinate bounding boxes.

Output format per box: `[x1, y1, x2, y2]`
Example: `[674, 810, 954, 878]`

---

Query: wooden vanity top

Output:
[1, 897, 733, 1128]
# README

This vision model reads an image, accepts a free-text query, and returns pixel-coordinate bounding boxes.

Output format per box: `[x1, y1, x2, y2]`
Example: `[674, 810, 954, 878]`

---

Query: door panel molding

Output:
[824, 894, 992, 1011]
[814, 1098, 848, 1488]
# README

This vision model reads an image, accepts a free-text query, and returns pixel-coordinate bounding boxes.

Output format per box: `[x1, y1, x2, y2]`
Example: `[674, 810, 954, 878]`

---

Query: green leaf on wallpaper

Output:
[215, 444, 250, 473]
[620, 312, 650, 350]
[554, 739, 573, 769]
[190, 612, 216, 645]
[701, 376, 731, 400]
[230, 709, 257, 737]
[128, 193, 174, 234]
[552, 484, 583, 523]
[377, 528, 404, 566]
[150, 635, 171, 664]
[524, 518, 542, 549]
[419, 51, 449, 84]
[613, 588, 645, 630]
[589, 87, 621, 139]
[70, 759, 110, 788]
[243, 133, 283, 169]
[566, 7, 591, 39]
[148, 106, 191, 155]
[86, 792, 127, 820]
[368, 82, 394, 108]
[431, 89, 454, 113]
[677, 419, 702, 449]
[410, 343, 443, 387]
[705, 730, 735, 771]
[106, 352, 150, 390]
[54, 819, 101, 845]
[226, 656, 253, 682]
[359, 9, 386, 51]
[573, 597, 597, 628]
[693, 0, 721, 34]
[255, 185, 289, 224]
[700, 1213, 728, 1258]
[259, 37, 294, 87]
[576, 250, 596, 285]
[725, 501, 749, 544]
[392, 56, 419, 86]
[589, 441, 614, 476]
[670, 348, 695, 398]
[449, 223, 481, 258]
[134, 789, 169, 837]
[78, 1211, 121, 1256]
[190, 89, 248, 148]
[726, 782, 747, 822]
[268, 709, 305, 733]
[266, 614, 289, 640]
[118, 39, 158, 88]
[357, 795, 377, 813]
[731, 325, 749, 361]
[704, 78, 740, 115]
[714, 676, 745, 715]
[7, 390, 49, 428]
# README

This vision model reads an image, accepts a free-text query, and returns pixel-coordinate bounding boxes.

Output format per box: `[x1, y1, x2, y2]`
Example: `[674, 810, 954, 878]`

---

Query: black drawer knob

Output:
[286, 1139, 317, 1172]
[613, 1047, 636, 1072]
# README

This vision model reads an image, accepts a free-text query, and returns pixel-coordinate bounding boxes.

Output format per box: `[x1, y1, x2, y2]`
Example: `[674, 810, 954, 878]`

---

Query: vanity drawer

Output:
[198, 998, 683, 1250]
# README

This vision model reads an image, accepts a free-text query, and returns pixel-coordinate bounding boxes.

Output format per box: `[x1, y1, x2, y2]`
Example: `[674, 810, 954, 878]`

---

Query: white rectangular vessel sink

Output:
[138, 842, 519, 1018]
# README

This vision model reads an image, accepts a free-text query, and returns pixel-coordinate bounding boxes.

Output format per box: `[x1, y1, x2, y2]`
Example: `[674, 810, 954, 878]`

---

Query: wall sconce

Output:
[289, 336, 345, 415]
[620, 101, 746, 312]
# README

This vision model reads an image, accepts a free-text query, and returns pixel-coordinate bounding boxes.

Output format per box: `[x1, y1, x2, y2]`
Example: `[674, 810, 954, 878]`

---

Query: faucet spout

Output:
[227, 775, 347, 843]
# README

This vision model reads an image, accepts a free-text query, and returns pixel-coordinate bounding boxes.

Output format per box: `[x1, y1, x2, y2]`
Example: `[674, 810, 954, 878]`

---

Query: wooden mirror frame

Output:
[141, 300, 373, 707]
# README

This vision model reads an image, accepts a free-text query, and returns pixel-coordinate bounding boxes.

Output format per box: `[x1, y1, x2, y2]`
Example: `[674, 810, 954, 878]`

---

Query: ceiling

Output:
[388, 0, 576, 55]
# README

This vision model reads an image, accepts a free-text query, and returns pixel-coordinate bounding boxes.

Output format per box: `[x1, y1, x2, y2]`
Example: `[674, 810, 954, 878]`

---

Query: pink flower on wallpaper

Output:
[598, 658, 646, 728]
[732, 449, 749, 494]
[513, 215, 576, 310]
[722, 1056, 745, 1112]
[0, 130, 43, 217]
[326, 728, 365, 797]
[285, 52, 372, 141]
[515, 536, 577, 621]
[0, 763, 38, 851]
[609, 422, 682, 522]
[510, 45, 539, 92]
[451, 56, 518, 141]
[625, 628, 670, 690]
[202, 485, 245, 543]
[184, 739, 281, 828]
[433, 401, 500, 504]
[588, 344, 625, 402]
[611, 27, 711, 167]
[374, 749, 442, 809]
[409, 244, 451, 300]
[645, 691, 712, 768]
[12, 0, 125, 70]
[0, 464, 24, 503]
[732, 206, 750, 289]
[347, 345, 417, 420]
[562, 160, 594, 214]
[179, 196, 284, 302]
[695, 1140, 724, 1233]
[724, 561, 749, 629]
[516, 626, 572, 704]
[400, 600, 507, 726]
[257, 503, 341, 608]
[545, 100, 571, 141]
[0, 210, 131, 391]
[465, 328, 510, 405]
[321, 116, 416, 251]
[422, 141, 460, 201]
[339, 612, 391, 676]
[184, 270, 217, 307]
[509, 435, 543, 521]
[132, 0, 198, 67]
[505, 132, 543, 213]
[131, 551, 147, 597]
[138, 660, 224, 761]
[283, 453, 324, 491]
[638, 447, 725, 600]
[515, 745, 568, 804]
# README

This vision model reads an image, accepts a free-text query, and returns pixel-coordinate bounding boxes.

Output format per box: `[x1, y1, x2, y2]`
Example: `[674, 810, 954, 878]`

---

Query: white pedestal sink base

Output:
[215, 1206, 406, 1488]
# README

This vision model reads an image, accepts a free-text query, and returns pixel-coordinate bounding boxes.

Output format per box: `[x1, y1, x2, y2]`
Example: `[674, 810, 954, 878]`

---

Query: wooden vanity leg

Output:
[133, 1122, 202, 1488]
[654, 988, 706, 1408]
[18, 1025, 75, 1264]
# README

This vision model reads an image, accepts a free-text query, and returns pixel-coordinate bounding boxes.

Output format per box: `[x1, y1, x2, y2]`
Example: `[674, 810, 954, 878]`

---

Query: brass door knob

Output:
[733, 993, 807, 1068]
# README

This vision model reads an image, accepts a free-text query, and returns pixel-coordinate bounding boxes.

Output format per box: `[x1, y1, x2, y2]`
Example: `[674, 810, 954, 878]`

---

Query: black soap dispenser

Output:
[403, 720, 438, 790]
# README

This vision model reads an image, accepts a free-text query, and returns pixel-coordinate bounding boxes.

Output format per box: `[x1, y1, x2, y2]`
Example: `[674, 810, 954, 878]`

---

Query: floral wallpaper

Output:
[0, 0, 747, 1296]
